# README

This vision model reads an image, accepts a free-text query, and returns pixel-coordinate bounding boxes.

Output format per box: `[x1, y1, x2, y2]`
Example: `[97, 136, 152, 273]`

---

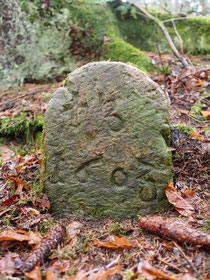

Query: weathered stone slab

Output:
[42, 62, 173, 218]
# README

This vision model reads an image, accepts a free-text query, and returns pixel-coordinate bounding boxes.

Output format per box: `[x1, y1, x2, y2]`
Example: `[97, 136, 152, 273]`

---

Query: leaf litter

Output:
[0, 55, 210, 279]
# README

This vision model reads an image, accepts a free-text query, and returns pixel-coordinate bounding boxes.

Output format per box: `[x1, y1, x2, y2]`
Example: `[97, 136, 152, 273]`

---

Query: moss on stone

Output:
[106, 37, 153, 73]
[1, 0, 153, 90]
[113, 6, 210, 55]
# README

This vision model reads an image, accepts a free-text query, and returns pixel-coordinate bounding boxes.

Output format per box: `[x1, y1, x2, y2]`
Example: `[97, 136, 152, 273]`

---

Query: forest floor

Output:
[0, 53, 209, 280]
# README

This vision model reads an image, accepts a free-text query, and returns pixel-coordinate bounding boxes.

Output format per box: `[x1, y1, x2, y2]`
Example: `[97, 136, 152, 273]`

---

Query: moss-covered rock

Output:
[120, 17, 210, 55]
[0, 0, 152, 90]
[112, 4, 210, 55]
[42, 62, 173, 219]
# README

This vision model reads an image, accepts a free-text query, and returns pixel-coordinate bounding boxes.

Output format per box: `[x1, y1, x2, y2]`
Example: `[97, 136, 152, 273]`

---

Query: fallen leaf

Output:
[25, 265, 42, 280]
[46, 270, 58, 280]
[35, 193, 50, 210]
[6, 175, 28, 193]
[0, 230, 41, 244]
[15, 178, 25, 193]
[97, 235, 133, 249]
[182, 190, 195, 198]
[65, 266, 121, 280]
[178, 273, 197, 280]
[138, 260, 177, 280]
[189, 132, 204, 141]
[1, 194, 20, 206]
[91, 266, 121, 280]
[194, 80, 207, 87]
[179, 109, 190, 115]
[166, 182, 194, 217]
[0, 145, 14, 161]
[201, 110, 210, 118]
[0, 252, 17, 276]
[49, 259, 71, 273]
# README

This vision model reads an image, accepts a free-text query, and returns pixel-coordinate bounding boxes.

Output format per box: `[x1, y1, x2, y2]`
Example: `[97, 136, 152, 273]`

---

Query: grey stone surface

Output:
[42, 62, 173, 218]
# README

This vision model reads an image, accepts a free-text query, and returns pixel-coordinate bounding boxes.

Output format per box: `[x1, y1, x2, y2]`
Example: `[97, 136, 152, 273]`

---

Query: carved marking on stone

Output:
[106, 114, 124, 131]
[112, 168, 127, 186]
[75, 157, 103, 182]
[139, 185, 156, 201]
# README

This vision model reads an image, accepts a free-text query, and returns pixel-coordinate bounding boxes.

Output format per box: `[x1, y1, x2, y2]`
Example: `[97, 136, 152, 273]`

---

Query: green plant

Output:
[109, 222, 124, 235]
[190, 101, 207, 121]
[172, 123, 196, 134]
[201, 91, 210, 99]
[0, 110, 44, 143]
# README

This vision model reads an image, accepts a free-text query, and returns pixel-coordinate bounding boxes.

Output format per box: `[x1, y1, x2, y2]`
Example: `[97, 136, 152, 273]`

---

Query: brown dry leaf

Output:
[179, 109, 190, 115]
[49, 259, 71, 273]
[97, 235, 133, 249]
[189, 132, 204, 141]
[194, 80, 207, 87]
[178, 273, 197, 280]
[1, 194, 20, 206]
[182, 190, 195, 198]
[0, 145, 14, 161]
[0, 252, 18, 276]
[65, 266, 121, 280]
[46, 269, 58, 280]
[65, 271, 88, 280]
[35, 193, 50, 210]
[15, 178, 25, 193]
[6, 175, 28, 193]
[138, 260, 177, 280]
[0, 230, 41, 244]
[166, 181, 194, 217]
[25, 265, 42, 280]
[201, 110, 210, 118]
[91, 266, 122, 280]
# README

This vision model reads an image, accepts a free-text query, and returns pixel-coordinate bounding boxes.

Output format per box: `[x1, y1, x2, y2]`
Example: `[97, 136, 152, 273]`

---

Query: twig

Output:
[157, 256, 183, 273]
[171, 20, 183, 54]
[136, 11, 149, 18]
[155, 43, 165, 72]
[173, 242, 198, 274]
[163, 17, 189, 22]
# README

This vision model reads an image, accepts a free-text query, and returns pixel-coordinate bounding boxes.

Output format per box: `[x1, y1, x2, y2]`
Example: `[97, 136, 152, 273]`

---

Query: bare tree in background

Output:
[135, 0, 209, 15]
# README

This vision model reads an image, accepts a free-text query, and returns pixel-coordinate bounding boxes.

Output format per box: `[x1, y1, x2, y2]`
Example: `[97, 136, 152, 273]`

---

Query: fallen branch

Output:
[171, 20, 183, 54]
[21, 223, 66, 273]
[129, 0, 189, 68]
[139, 216, 210, 250]
[163, 17, 189, 22]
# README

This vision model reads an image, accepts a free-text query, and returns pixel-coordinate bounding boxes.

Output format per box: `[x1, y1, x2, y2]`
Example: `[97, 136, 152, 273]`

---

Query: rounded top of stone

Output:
[66, 61, 158, 89]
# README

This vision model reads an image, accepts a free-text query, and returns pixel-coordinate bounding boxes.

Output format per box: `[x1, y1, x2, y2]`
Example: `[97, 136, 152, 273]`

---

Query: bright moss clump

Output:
[107, 38, 153, 72]
[0, 110, 44, 140]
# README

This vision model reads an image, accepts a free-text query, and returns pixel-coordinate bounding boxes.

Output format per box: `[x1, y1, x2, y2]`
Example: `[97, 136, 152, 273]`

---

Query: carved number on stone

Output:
[112, 168, 127, 186]
[107, 114, 124, 132]
[140, 186, 156, 201]
[75, 157, 102, 182]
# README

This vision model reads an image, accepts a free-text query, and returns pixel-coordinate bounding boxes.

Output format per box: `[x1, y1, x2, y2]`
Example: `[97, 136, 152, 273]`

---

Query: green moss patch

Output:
[0, 110, 44, 143]
[112, 4, 210, 55]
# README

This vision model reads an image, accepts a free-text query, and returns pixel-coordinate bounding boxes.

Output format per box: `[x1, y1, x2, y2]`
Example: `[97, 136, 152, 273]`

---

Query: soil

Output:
[0, 53, 209, 280]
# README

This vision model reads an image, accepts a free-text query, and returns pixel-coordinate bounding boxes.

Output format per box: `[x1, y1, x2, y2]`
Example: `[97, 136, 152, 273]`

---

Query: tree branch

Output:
[130, 0, 189, 68]
[171, 19, 183, 54]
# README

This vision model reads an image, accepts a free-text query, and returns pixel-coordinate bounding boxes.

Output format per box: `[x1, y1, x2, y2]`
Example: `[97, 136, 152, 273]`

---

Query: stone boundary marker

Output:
[42, 62, 173, 219]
